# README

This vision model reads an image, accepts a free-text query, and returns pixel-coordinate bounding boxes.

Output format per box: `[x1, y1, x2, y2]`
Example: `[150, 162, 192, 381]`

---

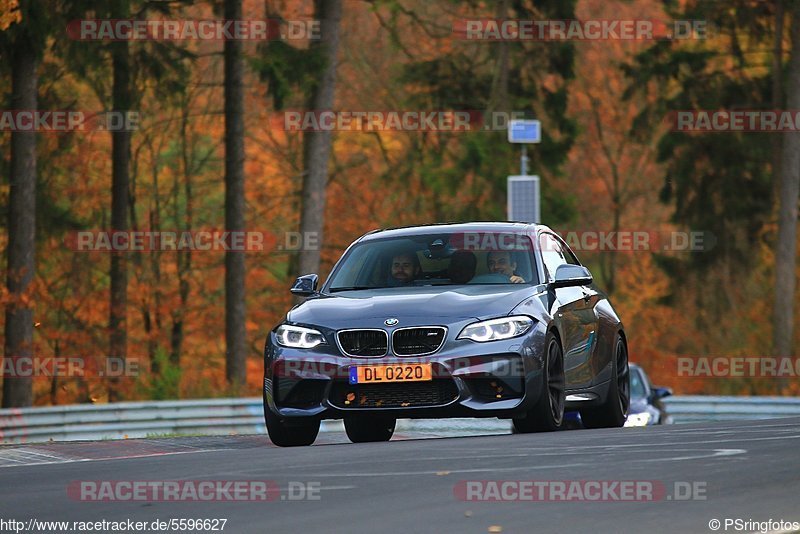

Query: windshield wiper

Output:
[328, 286, 375, 293]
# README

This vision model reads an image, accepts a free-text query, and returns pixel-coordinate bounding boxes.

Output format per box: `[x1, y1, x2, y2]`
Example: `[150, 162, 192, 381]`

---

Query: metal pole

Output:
[521, 145, 529, 176]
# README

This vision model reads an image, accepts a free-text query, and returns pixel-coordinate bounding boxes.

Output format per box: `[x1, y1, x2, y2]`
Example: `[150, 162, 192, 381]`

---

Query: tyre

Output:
[580, 333, 630, 429]
[344, 416, 396, 443]
[513, 330, 565, 433]
[264, 398, 320, 447]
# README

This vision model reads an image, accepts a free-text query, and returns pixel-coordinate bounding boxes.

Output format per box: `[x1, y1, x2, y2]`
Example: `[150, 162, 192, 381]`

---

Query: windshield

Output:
[327, 231, 539, 291]
[631, 368, 648, 399]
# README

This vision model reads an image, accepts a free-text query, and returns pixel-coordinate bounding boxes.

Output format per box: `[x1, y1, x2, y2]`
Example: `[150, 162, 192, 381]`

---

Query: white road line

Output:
[632, 448, 747, 462]
[278, 463, 593, 477]
[436, 432, 800, 452]
[276, 485, 356, 491]
[273, 448, 724, 470]
[0, 448, 238, 469]
[665, 421, 800, 433]
[267, 448, 747, 477]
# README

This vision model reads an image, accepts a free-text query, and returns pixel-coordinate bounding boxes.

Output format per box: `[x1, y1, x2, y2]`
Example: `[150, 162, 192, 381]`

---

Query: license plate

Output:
[349, 363, 433, 384]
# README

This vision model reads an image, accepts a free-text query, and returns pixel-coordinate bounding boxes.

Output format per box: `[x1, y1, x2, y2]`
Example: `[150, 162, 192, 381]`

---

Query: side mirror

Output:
[291, 274, 319, 296]
[551, 264, 593, 289]
[652, 387, 673, 400]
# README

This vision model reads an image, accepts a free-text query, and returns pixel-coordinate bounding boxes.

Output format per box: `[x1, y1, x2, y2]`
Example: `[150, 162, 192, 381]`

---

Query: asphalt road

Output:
[1, 417, 799, 534]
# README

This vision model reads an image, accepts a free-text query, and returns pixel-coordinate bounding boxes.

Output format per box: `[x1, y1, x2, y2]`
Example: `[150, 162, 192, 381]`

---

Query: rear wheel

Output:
[344, 416, 396, 443]
[513, 331, 565, 433]
[264, 398, 320, 447]
[580, 334, 630, 429]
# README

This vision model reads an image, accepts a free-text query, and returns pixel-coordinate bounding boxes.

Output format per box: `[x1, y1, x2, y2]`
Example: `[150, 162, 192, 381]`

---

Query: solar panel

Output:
[507, 175, 540, 223]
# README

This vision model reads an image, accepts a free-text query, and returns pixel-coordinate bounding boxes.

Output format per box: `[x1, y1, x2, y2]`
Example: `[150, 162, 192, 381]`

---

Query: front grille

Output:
[329, 379, 459, 408]
[337, 329, 388, 357]
[392, 327, 446, 356]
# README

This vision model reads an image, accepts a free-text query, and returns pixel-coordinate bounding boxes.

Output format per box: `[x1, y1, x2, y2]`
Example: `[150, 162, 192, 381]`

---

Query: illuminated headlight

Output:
[275, 325, 326, 349]
[624, 412, 652, 427]
[457, 316, 533, 342]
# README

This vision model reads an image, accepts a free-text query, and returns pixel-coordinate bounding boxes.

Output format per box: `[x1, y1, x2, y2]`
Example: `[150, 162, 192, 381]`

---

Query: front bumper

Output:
[264, 318, 548, 421]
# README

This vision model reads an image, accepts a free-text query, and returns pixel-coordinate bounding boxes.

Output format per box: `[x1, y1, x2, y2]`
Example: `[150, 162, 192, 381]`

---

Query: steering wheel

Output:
[467, 273, 512, 284]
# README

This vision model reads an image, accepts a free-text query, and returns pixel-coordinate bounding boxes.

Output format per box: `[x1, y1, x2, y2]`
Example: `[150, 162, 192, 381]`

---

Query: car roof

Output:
[357, 222, 547, 242]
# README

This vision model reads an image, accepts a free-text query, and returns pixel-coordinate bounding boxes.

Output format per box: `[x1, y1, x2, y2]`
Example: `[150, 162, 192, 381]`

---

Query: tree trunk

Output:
[108, 0, 131, 402]
[771, 0, 784, 202]
[171, 102, 193, 368]
[771, 0, 786, 391]
[297, 0, 342, 277]
[487, 0, 510, 115]
[224, 0, 247, 388]
[773, 3, 800, 360]
[2, 41, 38, 408]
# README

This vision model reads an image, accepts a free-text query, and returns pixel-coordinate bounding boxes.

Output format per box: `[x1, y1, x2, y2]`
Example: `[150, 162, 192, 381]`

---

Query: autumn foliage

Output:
[0, 0, 798, 406]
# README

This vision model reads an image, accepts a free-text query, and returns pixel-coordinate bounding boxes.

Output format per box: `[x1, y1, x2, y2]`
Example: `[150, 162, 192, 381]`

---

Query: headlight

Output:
[275, 324, 326, 349]
[457, 315, 533, 342]
[624, 412, 652, 427]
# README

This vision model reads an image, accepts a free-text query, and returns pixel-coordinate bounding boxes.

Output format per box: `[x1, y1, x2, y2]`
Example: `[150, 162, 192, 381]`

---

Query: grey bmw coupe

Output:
[263, 222, 630, 446]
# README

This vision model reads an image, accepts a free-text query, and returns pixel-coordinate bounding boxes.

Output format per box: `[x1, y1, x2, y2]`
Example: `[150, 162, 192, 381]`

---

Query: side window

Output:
[539, 233, 566, 281]
[556, 237, 581, 266]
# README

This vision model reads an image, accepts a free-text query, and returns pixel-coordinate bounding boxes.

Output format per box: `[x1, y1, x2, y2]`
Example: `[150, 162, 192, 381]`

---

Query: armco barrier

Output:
[0, 396, 798, 444]
[662, 395, 800, 423]
[0, 398, 265, 444]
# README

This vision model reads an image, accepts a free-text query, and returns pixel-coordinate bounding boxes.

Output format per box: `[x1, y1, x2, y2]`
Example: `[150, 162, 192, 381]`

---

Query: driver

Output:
[487, 250, 525, 283]
[387, 251, 421, 286]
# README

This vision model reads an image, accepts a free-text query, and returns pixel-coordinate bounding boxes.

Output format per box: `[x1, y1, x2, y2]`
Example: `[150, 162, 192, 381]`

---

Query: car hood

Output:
[287, 285, 541, 327]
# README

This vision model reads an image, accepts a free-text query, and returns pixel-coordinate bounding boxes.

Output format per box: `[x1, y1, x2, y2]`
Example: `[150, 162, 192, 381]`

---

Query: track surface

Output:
[1, 417, 799, 534]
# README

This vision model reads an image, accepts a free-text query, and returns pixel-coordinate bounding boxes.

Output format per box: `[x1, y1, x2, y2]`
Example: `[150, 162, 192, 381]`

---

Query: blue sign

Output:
[508, 120, 541, 144]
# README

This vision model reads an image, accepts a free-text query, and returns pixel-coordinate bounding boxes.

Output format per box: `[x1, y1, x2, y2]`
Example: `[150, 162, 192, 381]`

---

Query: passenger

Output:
[448, 250, 477, 284]
[487, 250, 525, 283]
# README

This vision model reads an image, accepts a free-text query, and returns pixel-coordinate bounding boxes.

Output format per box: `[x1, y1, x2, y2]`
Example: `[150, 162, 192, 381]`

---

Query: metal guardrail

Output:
[662, 395, 800, 423]
[0, 399, 266, 444]
[0, 396, 798, 444]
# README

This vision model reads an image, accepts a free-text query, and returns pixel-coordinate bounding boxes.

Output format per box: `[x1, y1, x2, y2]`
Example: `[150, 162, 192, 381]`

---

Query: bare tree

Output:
[224, 0, 246, 388]
[2, 4, 38, 408]
[773, 2, 800, 360]
[108, 0, 131, 402]
[771, 0, 784, 202]
[297, 0, 342, 277]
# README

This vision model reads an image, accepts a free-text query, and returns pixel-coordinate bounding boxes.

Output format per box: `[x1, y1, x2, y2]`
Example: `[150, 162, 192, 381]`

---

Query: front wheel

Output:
[344, 416, 396, 443]
[264, 399, 320, 447]
[513, 331, 565, 433]
[580, 333, 630, 429]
